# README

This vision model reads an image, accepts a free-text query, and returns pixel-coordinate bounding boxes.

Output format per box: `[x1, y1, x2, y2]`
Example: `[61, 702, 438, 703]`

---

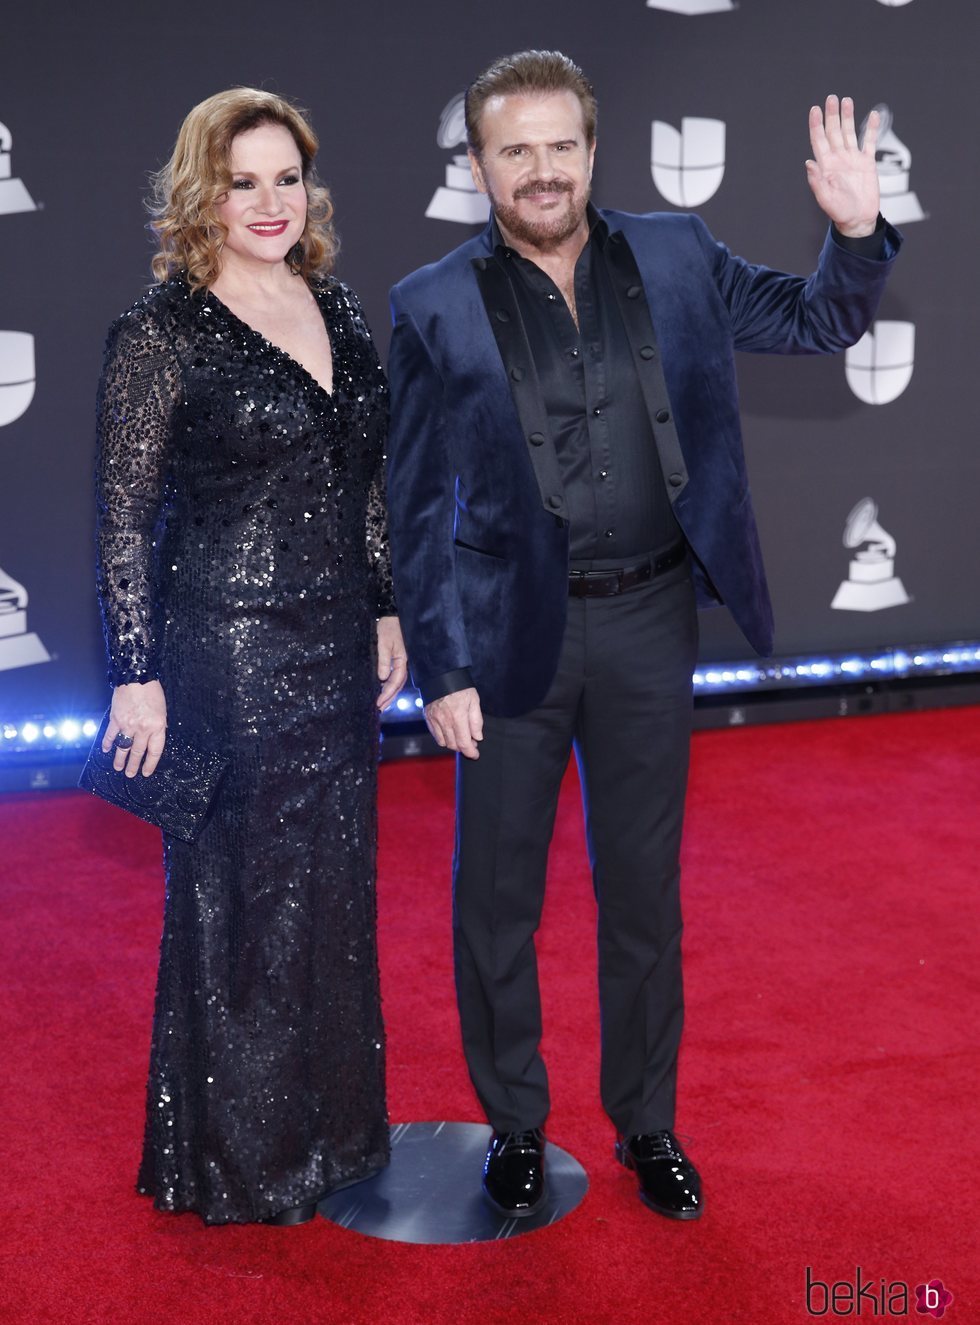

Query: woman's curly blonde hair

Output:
[148, 88, 338, 291]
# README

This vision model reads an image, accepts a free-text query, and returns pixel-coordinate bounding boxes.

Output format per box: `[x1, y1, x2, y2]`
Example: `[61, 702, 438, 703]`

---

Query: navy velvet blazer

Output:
[386, 209, 901, 718]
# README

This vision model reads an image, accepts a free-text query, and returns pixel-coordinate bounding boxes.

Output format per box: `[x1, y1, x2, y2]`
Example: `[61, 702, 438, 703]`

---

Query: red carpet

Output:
[1, 708, 978, 1324]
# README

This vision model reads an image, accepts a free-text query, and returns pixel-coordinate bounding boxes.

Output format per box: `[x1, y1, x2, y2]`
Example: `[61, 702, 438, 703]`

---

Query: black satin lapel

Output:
[604, 232, 689, 502]
[471, 257, 568, 521]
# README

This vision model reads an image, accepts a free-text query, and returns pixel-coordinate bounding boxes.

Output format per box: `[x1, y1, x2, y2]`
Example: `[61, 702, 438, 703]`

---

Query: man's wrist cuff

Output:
[831, 213, 888, 259]
[419, 667, 475, 705]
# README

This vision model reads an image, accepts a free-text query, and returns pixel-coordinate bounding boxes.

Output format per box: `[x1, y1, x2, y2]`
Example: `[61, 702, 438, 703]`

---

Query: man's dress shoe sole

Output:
[481, 1185, 548, 1219]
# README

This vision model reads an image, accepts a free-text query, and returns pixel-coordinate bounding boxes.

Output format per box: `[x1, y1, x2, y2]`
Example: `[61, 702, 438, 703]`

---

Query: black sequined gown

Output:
[95, 275, 392, 1224]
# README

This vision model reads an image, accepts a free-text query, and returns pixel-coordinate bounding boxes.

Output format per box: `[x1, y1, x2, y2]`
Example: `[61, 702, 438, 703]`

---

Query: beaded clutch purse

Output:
[78, 711, 228, 843]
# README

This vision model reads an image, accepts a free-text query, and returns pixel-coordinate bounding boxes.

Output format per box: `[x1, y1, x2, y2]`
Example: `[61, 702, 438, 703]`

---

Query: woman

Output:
[95, 88, 406, 1225]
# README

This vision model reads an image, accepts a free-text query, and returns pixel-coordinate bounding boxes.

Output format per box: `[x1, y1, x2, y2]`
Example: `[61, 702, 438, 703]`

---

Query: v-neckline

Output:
[205, 283, 336, 401]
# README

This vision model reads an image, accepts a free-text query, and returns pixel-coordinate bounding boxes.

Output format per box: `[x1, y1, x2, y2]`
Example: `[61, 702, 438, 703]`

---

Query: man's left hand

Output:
[376, 616, 409, 710]
[805, 95, 881, 238]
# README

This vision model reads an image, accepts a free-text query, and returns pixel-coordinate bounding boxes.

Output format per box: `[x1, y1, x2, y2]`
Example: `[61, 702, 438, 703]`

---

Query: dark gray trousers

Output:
[452, 560, 698, 1137]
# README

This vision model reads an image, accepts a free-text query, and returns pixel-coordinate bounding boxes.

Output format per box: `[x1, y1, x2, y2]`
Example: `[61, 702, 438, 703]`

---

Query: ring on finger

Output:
[115, 734, 135, 750]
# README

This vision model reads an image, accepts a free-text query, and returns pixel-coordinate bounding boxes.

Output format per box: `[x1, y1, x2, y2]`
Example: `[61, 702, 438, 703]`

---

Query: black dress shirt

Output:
[422, 211, 891, 703]
[492, 209, 889, 567]
[492, 209, 682, 565]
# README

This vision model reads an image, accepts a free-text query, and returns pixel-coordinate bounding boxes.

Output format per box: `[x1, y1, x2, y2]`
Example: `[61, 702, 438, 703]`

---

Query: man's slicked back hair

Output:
[464, 50, 597, 156]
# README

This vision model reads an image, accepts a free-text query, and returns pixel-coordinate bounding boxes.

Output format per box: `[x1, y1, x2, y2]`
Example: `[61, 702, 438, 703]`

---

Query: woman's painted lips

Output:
[247, 221, 290, 236]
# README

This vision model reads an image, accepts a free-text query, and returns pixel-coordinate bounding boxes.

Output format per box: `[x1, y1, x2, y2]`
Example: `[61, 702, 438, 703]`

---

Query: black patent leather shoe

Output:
[482, 1128, 547, 1217]
[616, 1130, 703, 1220]
[262, 1201, 318, 1226]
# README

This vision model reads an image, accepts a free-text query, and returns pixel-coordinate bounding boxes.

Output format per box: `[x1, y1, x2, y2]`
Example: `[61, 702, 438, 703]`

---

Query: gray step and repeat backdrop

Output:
[2, 0, 977, 722]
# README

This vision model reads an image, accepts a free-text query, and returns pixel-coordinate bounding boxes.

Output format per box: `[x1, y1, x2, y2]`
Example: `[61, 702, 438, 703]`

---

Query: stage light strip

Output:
[691, 643, 980, 692]
[2, 717, 101, 751]
[2, 643, 979, 758]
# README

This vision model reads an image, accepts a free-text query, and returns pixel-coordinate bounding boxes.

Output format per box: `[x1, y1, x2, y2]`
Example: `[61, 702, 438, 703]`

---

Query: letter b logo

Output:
[805, 1267, 829, 1315]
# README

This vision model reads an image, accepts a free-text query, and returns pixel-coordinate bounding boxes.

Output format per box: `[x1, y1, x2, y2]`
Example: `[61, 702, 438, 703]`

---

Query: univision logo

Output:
[647, 0, 735, 12]
[0, 331, 35, 426]
[651, 118, 725, 207]
[1, 122, 37, 427]
[845, 321, 914, 405]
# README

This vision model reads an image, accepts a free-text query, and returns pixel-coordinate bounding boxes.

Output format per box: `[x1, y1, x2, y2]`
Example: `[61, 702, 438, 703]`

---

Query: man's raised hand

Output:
[805, 95, 881, 239]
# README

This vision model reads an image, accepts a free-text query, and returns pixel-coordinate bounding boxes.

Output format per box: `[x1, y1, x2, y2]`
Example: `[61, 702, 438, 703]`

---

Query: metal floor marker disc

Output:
[318, 1122, 588, 1244]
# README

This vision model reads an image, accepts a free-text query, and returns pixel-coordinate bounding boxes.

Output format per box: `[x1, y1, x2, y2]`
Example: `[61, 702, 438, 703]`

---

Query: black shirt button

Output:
[510, 367, 525, 382]
[599, 470, 608, 480]
[529, 431, 545, 446]
[593, 407, 602, 416]
[548, 494, 563, 510]
[496, 309, 510, 322]
[604, 529, 614, 538]
[627, 285, 642, 299]
[546, 293, 557, 301]
[656, 408, 671, 424]
[570, 348, 580, 357]
[640, 346, 656, 360]
[669, 473, 684, 487]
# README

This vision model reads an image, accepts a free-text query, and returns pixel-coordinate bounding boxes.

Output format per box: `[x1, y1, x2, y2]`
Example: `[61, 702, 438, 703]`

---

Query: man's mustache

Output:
[512, 180, 574, 200]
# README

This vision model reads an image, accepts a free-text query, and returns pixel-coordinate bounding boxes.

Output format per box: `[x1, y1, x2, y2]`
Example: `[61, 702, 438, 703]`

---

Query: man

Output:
[385, 50, 899, 1221]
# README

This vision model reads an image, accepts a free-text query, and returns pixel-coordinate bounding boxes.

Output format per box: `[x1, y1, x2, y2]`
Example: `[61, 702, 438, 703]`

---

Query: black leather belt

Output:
[568, 541, 687, 598]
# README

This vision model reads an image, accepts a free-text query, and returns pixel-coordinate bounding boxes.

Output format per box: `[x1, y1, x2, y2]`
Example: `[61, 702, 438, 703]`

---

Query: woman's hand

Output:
[102, 680, 168, 777]
[376, 616, 408, 710]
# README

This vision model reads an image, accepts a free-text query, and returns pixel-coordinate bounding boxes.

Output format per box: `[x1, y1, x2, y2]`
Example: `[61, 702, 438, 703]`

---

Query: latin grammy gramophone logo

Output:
[0, 120, 37, 215]
[876, 0, 915, 7]
[426, 93, 491, 226]
[646, 0, 735, 12]
[831, 499, 910, 613]
[0, 564, 50, 671]
[862, 103, 925, 225]
[845, 321, 914, 406]
[0, 331, 36, 426]
[651, 118, 725, 207]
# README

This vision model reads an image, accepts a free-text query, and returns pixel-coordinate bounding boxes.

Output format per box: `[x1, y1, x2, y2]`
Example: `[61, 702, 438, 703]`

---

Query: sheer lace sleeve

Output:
[95, 300, 181, 685]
